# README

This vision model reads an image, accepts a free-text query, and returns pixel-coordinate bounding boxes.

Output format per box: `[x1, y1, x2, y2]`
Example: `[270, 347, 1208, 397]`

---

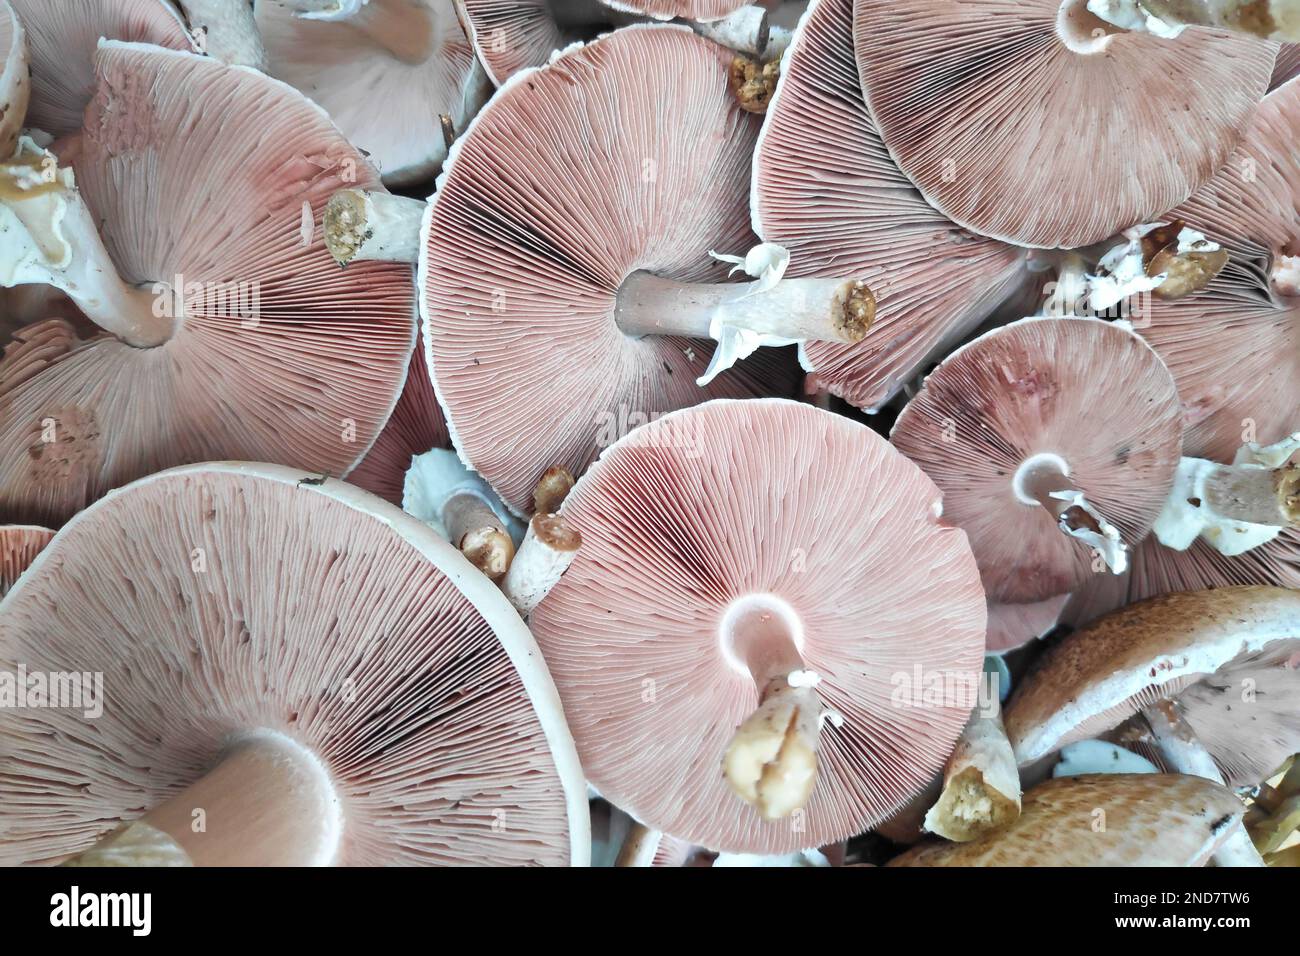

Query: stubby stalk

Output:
[0, 141, 173, 348]
[502, 514, 582, 616]
[1141, 700, 1265, 867]
[924, 700, 1022, 842]
[533, 465, 576, 516]
[728, 55, 780, 113]
[177, 0, 269, 69]
[135, 732, 342, 866]
[62, 823, 192, 867]
[1089, 0, 1300, 41]
[278, 0, 436, 64]
[443, 491, 514, 580]
[1013, 453, 1128, 573]
[324, 189, 425, 265]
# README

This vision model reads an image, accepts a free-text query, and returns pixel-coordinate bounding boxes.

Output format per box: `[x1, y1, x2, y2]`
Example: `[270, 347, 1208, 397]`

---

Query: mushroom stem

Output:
[1200, 459, 1300, 527]
[177, 0, 269, 69]
[323, 188, 425, 265]
[1088, 0, 1300, 41]
[443, 490, 515, 580]
[924, 702, 1022, 842]
[613, 271, 872, 345]
[692, 6, 770, 56]
[1141, 700, 1266, 867]
[727, 54, 780, 113]
[501, 513, 582, 616]
[62, 823, 192, 867]
[720, 597, 827, 821]
[278, 0, 436, 64]
[533, 465, 576, 516]
[615, 822, 663, 867]
[1272, 253, 1300, 297]
[1013, 453, 1128, 572]
[135, 732, 342, 867]
[0, 143, 173, 348]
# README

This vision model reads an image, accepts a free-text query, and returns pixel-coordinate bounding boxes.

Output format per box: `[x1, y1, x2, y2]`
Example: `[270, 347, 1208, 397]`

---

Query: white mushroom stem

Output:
[924, 704, 1022, 842]
[1155, 436, 1300, 556]
[721, 598, 831, 821]
[443, 491, 515, 581]
[613, 271, 872, 345]
[1088, 0, 1300, 41]
[177, 0, 269, 69]
[323, 188, 426, 265]
[533, 465, 576, 516]
[62, 823, 192, 867]
[691, 6, 770, 55]
[0, 142, 173, 348]
[501, 514, 582, 616]
[1013, 453, 1128, 573]
[615, 822, 663, 867]
[277, 0, 435, 64]
[1141, 700, 1265, 867]
[135, 732, 342, 867]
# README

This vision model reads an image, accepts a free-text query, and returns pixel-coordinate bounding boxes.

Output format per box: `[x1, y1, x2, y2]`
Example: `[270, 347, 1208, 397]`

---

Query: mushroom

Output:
[0, 522, 50, 595]
[1052, 740, 1160, 777]
[1089, 0, 1300, 41]
[253, 0, 491, 187]
[890, 773, 1248, 866]
[1274, 43, 1300, 86]
[890, 317, 1185, 603]
[852, 0, 1276, 248]
[0, 0, 28, 157]
[10, 0, 192, 138]
[1006, 586, 1300, 866]
[174, 0, 268, 67]
[0, 461, 590, 866]
[1128, 77, 1300, 467]
[404, 447, 524, 579]
[347, 324, 450, 506]
[750, 0, 1035, 411]
[0, 42, 416, 527]
[986, 595, 1069, 653]
[455, 0, 771, 87]
[529, 398, 987, 854]
[343, 26, 815, 517]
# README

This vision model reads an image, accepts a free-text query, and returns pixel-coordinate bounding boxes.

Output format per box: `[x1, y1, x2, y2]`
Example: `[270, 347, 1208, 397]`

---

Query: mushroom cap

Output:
[600, 0, 750, 21]
[1273, 45, 1300, 89]
[1137, 80, 1300, 463]
[891, 317, 1184, 603]
[423, 26, 795, 516]
[888, 774, 1245, 866]
[255, 0, 489, 187]
[853, 0, 1275, 248]
[986, 594, 1068, 654]
[11, 0, 191, 138]
[530, 398, 987, 854]
[751, 0, 1031, 411]
[0, 462, 589, 866]
[1005, 586, 1300, 771]
[0, 43, 416, 527]
[348, 323, 450, 506]
[0, 523, 50, 594]
[453, 0, 568, 87]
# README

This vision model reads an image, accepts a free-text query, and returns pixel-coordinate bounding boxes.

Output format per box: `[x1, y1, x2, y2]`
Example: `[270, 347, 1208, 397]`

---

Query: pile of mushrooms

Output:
[0, 0, 1298, 871]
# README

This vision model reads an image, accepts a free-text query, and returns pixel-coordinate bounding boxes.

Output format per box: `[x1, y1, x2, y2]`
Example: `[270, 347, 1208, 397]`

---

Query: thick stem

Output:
[280, 0, 436, 64]
[532, 465, 575, 516]
[1092, 0, 1300, 40]
[1013, 453, 1128, 572]
[324, 189, 424, 265]
[501, 513, 582, 616]
[0, 147, 173, 348]
[1203, 461, 1300, 527]
[615, 822, 663, 867]
[692, 6, 769, 55]
[63, 823, 192, 867]
[924, 704, 1022, 842]
[137, 732, 342, 867]
[443, 490, 514, 580]
[1142, 700, 1265, 867]
[720, 597, 822, 821]
[178, 0, 269, 70]
[727, 54, 780, 113]
[614, 271, 872, 344]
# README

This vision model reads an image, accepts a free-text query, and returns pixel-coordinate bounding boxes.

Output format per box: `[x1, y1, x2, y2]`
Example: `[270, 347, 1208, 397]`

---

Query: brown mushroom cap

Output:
[11, 0, 191, 139]
[889, 773, 1246, 866]
[1005, 586, 1300, 779]
[423, 26, 795, 516]
[0, 523, 51, 595]
[0, 462, 589, 866]
[0, 43, 415, 526]
[853, 0, 1275, 248]
[752, 0, 1032, 411]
